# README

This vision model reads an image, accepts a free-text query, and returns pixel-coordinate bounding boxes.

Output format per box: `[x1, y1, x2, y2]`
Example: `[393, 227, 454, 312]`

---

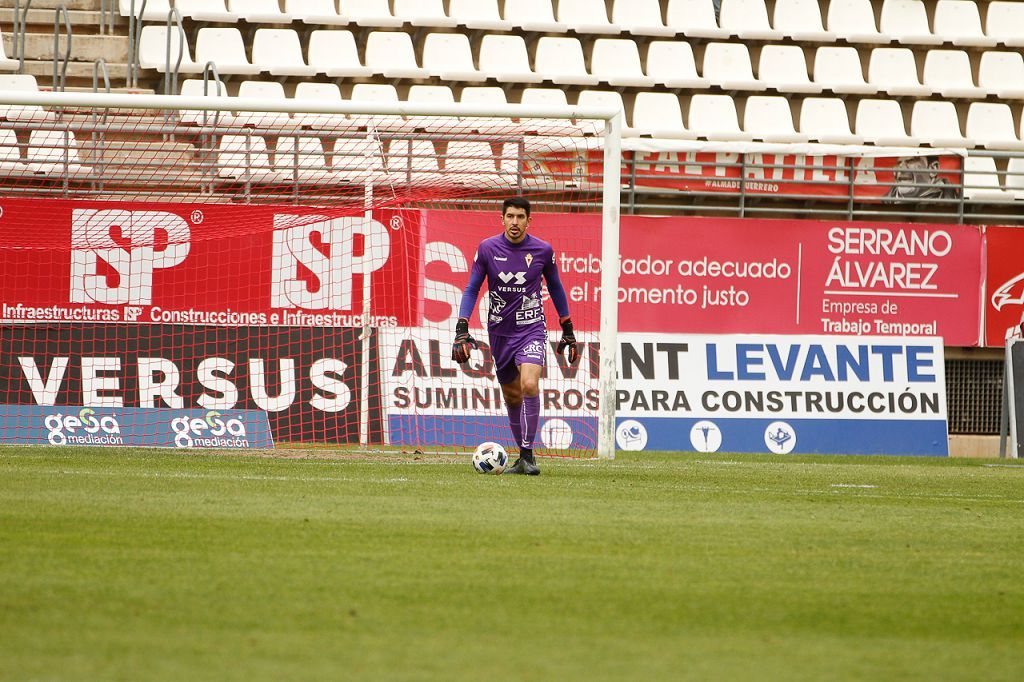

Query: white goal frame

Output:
[0, 90, 623, 459]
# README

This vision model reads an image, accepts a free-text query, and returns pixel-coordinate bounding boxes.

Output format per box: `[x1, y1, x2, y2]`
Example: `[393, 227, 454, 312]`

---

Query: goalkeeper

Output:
[452, 197, 578, 476]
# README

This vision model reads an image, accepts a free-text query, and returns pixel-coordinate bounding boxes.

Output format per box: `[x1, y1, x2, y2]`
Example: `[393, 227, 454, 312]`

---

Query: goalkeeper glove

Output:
[556, 316, 579, 365]
[451, 318, 478, 364]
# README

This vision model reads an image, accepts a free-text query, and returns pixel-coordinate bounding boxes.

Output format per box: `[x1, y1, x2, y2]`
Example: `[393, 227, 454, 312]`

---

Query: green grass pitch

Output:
[0, 447, 1021, 681]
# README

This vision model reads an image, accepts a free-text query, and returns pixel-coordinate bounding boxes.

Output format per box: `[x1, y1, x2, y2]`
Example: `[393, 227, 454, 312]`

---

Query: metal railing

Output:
[14, 0, 33, 73]
[51, 4, 71, 94]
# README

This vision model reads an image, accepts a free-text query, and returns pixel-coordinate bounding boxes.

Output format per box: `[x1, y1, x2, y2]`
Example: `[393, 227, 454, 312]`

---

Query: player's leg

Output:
[498, 372, 524, 451]
[504, 340, 545, 475]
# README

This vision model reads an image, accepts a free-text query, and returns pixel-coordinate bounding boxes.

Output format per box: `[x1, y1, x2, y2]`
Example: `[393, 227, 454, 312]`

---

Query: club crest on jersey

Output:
[525, 253, 534, 268]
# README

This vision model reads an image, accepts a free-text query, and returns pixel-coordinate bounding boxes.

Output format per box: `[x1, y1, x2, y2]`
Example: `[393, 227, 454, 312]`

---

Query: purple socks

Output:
[506, 402, 523, 449]
[520, 395, 540, 450]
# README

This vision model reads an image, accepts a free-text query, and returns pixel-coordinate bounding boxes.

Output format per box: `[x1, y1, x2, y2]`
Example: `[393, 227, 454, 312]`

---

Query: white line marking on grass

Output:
[35, 469, 412, 485]
[831, 484, 878, 489]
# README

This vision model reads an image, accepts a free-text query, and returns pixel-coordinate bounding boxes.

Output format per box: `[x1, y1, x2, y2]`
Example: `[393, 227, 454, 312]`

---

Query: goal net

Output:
[0, 91, 621, 458]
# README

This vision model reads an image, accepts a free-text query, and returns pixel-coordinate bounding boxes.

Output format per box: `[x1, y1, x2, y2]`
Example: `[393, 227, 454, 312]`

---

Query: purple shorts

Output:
[490, 335, 546, 385]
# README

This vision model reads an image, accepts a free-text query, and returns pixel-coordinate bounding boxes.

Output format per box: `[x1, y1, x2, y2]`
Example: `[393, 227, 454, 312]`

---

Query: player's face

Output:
[502, 206, 531, 243]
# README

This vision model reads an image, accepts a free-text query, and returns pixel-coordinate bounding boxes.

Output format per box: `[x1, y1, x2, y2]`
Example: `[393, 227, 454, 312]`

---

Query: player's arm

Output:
[543, 250, 578, 364]
[452, 248, 486, 363]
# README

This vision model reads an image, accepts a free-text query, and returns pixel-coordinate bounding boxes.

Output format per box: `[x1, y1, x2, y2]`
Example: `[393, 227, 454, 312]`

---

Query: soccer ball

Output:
[472, 441, 508, 474]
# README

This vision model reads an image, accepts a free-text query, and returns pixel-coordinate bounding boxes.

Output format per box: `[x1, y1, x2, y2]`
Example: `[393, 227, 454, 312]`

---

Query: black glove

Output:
[451, 317, 478, 364]
[556, 316, 579, 364]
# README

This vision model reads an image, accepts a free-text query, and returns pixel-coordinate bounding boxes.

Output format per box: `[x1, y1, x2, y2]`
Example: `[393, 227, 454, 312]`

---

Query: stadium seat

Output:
[911, 101, 974, 148]
[504, 0, 567, 32]
[274, 136, 331, 184]
[252, 29, 317, 77]
[799, 97, 864, 144]
[28, 130, 88, 177]
[422, 33, 483, 82]
[558, 0, 621, 34]
[0, 129, 24, 173]
[443, 141, 499, 187]
[195, 28, 261, 75]
[178, 77, 230, 125]
[613, 0, 675, 37]
[460, 86, 515, 133]
[933, 0, 997, 47]
[719, 0, 782, 40]
[744, 95, 808, 142]
[855, 99, 919, 146]
[217, 134, 278, 183]
[138, 25, 203, 73]
[364, 32, 428, 79]
[758, 45, 822, 93]
[337, 0, 403, 27]
[646, 41, 708, 88]
[879, 0, 943, 45]
[985, 2, 1024, 48]
[350, 83, 412, 131]
[1004, 157, 1024, 198]
[0, 31, 18, 71]
[519, 89, 584, 135]
[966, 102, 1024, 150]
[407, 84, 456, 132]
[577, 90, 626, 136]
[868, 48, 932, 97]
[772, 0, 836, 42]
[236, 81, 292, 127]
[689, 94, 754, 141]
[978, 52, 1024, 99]
[394, 0, 457, 28]
[479, 35, 542, 83]
[827, 0, 888, 44]
[227, 0, 291, 24]
[591, 39, 652, 87]
[285, 0, 348, 25]
[308, 30, 373, 78]
[292, 81, 346, 129]
[535, 37, 599, 86]
[702, 43, 767, 91]
[0, 74, 51, 122]
[175, 0, 238, 23]
[386, 139, 442, 184]
[922, 50, 984, 99]
[499, 142, 524, 187]
[813, 47, 878, 94]
[332, 136, 388, 184]
[665, 0, 729, 38]
[963, 156, 1012, 202]
[118, 0, 171, 21]
[449, 0, 511, 30]
[630, 92, 694, 139]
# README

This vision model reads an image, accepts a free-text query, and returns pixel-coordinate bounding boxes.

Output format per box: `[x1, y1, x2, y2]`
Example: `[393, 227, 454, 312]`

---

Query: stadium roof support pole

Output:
[598, 111, 622, 461]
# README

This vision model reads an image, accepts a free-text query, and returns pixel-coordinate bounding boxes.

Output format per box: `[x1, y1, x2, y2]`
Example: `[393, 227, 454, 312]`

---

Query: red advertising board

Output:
[422, 212, 984, 346]
[984, 226, 1024, 346]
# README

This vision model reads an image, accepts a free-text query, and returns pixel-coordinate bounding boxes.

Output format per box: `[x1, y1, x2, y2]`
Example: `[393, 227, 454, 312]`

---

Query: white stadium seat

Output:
[813, 47, 878, 95]
[308, 30, 373, 78]
[138, 25, 202, 73]
[332, 136, 388, 184]
[338, 0, 403, 27]
[422, 33, 484, 82]
[292, 82, 346, 129]
[613, 0, 675, 37]
[868, 48, 932, 97]
[275, 136, 331, 184]
[387, 139, 442, 184]
[503, 0, 567, 33]
[443, 141, 498, 187]
[350, 83, 411, 131]
[922, 50, 984, 99]
[0, 129, 24, 173]
[460, 86, 515, 133]
[827, 0, 888, 44]
[558, 0, 621, 34]
[394, 0, 457, 28]
[285, 0, 348, 25]
[773, 0, 835, 42]
[119, 0, 171, 21]
[985, 2, 1024, 48]
[535, 37, 599, 86]
[799, 97, 864, 144]
[479, 35, 542, 83]
[879, 0, 943, 45]
[28, 130, 87, 176]
[449, 0, 511, 31]
[933, 0, 997, 48]
[689, 94, 754, 141]
[630, 92, 693, 139]
[855, 99, 919, 146]
[666, 0, 729, 38]
[758, 45, 822, 93]
[178, 78, 229, 125]
[719, 0, 781, 40]
[175, 1, 238, 23]
[978, 52, 1024, 98]
[236, 81, 291, 127]
[195, 28, 261, 75]
[646, 41, 708, 88]
[0, 74, 51, 123]
[407, 84, 457, 132]
[227, 0, 291, 24]
[217, 134, 277, 183]
[703, 43, 767, 91]
[1004, 157, 1024, 198]
[364, 31, 428, 79]
[252, 29, 317, 77]
[591, 39, 652, 87]
[963, 156, 1012, 202]
[519, 89, 583, 135]
[966, 102, 1024, 150]
[911, 101, 974, 148]
[744, 95, 808, 143]
[0, 30, 18, 71]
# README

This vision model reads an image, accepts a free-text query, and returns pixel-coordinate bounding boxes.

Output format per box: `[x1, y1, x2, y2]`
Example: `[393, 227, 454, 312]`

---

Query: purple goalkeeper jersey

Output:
[459, 233, 570, 340]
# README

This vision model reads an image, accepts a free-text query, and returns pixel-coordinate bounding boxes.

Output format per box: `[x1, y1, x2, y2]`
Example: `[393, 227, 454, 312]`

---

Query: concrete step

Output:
[0, 9, 117, 32]
[18, 58, 130, 83]
[12, 32, 127, 62]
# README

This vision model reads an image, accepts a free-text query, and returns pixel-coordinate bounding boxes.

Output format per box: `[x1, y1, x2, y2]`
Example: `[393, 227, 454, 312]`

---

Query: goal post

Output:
[0, 89, 622, 459]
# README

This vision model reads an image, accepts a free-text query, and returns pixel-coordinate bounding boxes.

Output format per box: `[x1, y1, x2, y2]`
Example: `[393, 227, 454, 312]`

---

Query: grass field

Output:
[0, 447, 1021, 681]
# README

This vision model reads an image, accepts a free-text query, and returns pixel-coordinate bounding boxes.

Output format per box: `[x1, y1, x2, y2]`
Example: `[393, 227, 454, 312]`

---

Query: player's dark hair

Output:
[502, 197, 531, 217]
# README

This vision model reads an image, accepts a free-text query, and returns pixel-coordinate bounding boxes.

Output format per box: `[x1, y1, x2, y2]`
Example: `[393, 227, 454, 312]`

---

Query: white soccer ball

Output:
[472, 441, 508, 474]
